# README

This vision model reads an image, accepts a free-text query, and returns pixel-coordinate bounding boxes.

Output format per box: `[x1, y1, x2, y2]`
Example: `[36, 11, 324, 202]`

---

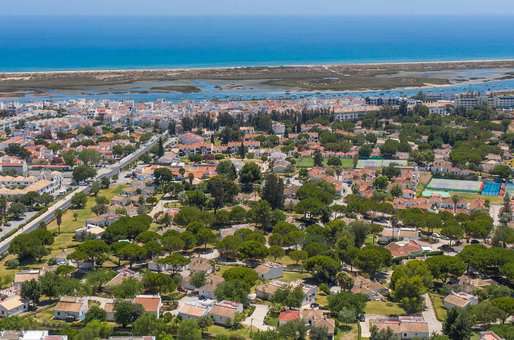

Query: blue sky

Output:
[3, 0, 514, 16]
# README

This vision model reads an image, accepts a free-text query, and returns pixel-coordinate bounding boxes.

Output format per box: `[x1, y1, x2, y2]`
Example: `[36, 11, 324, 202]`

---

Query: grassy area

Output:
[295, 157, 354, 169]
[282, 271, 311, 282]
[30, 306, 57, 323]
[340, 159, 354, 169]
[296, 157, 315, 168]
[317, 292, 329, 307]
[269, 255, 297, 266]
[207, 325, 251, 339]
[336, 324, 360, 340]
[471, 333, 480, 340]
[456, 192, 503, 205]
[45, 184, 126, 257]
[365, 301, 406, 316]
[0, 184, 126, 280]
[216, 264, 243, 275]
[429, 293, 447, 321]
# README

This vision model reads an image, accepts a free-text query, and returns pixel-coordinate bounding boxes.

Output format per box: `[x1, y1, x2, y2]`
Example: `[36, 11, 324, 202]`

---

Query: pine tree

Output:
[262, 174, 284, 209]
[168, 121, 176, 135]
[239, 141, 246, 159]
[313, 150, 323, 167]
[157, 138, 164, 158]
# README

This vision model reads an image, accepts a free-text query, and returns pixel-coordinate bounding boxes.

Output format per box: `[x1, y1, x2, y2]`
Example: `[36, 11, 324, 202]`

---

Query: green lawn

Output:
[0, 184, 126, 280]
[295, 157, 354, 169]
[216, 264, 243, 275]
[317, 292, 329, 307]
[336, 324, 360, 340]
[47, 184, 125, 234]
[207, 325, 251, 339]
[456, 192, 503, 205]
[282, 271, 311, 282]
[45, 184, 126, 256]
[269, 255, 297, 266]
[340, 159, 354, 169]
[296, 157, 315, 168]
[429, 293, 447, 321]
[365, 301, 406, 316]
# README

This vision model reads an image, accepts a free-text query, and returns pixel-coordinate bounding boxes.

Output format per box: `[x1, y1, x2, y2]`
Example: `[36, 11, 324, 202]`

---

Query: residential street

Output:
[0, 211, 38, 239]
[422, 294, 442, 335]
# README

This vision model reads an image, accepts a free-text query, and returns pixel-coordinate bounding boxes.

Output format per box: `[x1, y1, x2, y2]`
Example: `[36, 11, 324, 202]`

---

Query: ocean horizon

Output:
[1, 15, 514, 72]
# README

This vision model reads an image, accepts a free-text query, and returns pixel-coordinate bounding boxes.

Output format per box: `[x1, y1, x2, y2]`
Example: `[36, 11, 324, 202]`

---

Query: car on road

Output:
[433, 232, 449, 240]
[438, 244, 456, 253]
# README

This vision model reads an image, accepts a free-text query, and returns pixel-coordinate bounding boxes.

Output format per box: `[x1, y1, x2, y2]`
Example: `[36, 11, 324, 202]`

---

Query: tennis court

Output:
[422, 190, 450, 198]
[426, 178, 482, 193]
[356, 159, 408, 169]
[481, 181, 501, 196]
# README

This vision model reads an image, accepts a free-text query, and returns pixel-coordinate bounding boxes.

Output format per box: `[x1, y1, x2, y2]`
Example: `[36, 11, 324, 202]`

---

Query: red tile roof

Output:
[279, 310, 300, 322]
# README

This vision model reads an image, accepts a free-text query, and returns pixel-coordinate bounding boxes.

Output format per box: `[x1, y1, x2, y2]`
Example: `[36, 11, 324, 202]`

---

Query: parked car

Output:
[438, 244, 456, 253]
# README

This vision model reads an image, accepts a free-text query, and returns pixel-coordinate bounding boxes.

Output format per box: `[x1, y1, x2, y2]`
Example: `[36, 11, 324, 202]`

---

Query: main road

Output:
[0, 132, 169, 255]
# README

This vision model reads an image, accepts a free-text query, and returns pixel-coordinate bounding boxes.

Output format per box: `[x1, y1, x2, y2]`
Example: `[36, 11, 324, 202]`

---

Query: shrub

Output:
[6, 259, 19, 269]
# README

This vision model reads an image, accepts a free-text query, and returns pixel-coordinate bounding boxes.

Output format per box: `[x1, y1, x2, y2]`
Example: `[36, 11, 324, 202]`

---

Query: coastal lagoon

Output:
[6, 76, 514, 103]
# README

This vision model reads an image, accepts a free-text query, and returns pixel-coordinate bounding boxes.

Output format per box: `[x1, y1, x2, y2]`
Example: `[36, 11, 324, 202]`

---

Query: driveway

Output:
[423, 294, 442, 335]
[198, 249, 219, 260]
[242, 304, 272, 331]
[490, 204, 502, 227]
[149, 199, 173, 218]
[360, 314, 382, 338]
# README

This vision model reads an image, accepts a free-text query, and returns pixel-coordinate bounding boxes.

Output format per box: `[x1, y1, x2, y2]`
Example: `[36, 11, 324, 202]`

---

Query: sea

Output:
[1, 15, 514, 101]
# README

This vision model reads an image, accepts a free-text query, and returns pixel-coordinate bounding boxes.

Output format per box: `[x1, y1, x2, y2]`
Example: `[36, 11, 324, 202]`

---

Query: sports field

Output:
[427, 178, 482, 193]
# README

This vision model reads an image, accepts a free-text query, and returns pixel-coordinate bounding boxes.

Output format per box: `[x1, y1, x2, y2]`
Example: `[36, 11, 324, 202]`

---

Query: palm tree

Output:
[55, 209, 63, 234]
[451, 194, 460, 214]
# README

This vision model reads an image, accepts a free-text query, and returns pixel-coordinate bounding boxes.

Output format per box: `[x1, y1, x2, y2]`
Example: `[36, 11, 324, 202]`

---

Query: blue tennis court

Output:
[482, 181, 501, 196]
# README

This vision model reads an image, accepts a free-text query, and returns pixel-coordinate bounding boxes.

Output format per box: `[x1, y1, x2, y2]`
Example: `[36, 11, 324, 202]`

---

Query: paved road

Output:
[242, 304, 272, 331]
[490, 204, 502, 226]
[0, 133, 169, 255]
[0, 185, 89, 255]
[423, 294, 442, 335]
[0, 211, 38, 239]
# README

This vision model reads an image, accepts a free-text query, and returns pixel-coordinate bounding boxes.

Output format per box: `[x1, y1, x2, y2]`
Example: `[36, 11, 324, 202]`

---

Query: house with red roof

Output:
[279, 310, 301, 326]
[385, 240, 423, 258]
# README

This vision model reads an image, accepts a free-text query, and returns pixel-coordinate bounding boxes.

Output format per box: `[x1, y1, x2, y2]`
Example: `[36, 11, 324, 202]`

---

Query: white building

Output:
[0, 295, 28, 317]
[272, 122, 286, 136]
[54, 296, 88, 321]
[209, 300, 243, 326]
